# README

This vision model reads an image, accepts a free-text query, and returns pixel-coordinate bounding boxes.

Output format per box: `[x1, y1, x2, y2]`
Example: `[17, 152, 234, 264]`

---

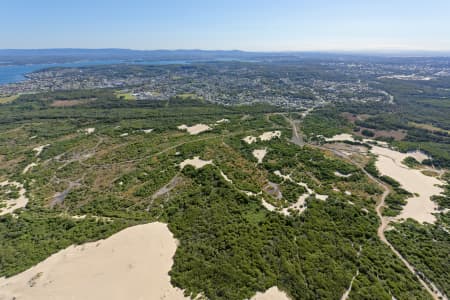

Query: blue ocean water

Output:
[0, 60, 188, 85]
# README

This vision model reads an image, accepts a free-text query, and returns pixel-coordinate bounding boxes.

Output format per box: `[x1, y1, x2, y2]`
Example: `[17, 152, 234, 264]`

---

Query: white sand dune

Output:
[180, 156, 213, 169]
[251, 286, 290, 300]
[0, 181, 29, 216]
[177, 124, 211, 135]
[371, 146, 443, 224]
[253, 148, 267, 164]
[0, 222, 188, 300]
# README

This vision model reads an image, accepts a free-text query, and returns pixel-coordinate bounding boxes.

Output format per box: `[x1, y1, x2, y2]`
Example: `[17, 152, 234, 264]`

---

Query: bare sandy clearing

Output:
[325, 133, 355, 142]
[371, 146, 443, 224]
[180, 156, 213, 169]
[0, 222, 188, 300]
[82, 128, 96, 135]
[251, 286, 290, 300]
[259, 131, 281, 141]
[243, 135, 257, 144]
[177, 124, 211, 135]
[141, 129, 154, 133]
[32, 144, 50, 157]
[253, 148, 267, 164]
[120, 133, 129, 137]
[0, 181, 28, 216]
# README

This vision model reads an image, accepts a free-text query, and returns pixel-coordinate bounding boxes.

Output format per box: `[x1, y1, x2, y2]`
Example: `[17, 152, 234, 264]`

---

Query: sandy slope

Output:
[371, 146, 443, 224]
[0, 222, 188, 300]
[251, 287, 290, 300]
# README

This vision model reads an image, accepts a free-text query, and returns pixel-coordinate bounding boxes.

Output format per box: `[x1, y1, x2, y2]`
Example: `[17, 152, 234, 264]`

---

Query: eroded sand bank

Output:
[0, 222, 188, 300]
[251, 286, 290, 300]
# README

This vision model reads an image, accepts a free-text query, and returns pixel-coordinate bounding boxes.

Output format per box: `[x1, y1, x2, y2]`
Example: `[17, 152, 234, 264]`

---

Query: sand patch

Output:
[23, 163, 38, 174]
[120, 133, 129, 137]
[177, 124, 211, 135]
[371, 146, 443, 224]
[325, 133, 355, 142]
[251, 286, 290, 300]
[253, 148, 267, 164]
[179, 156, 213, 169]
[215, 119, 230, 124]
[334, 171, 352, 178]
[32, 144, 50, 157]
[0, 222, 188, 300]
[243, 136, 257, 144]
[82, 128, 96, 135]
[0, 181, 28, 216]
[259, 131, 281, 141]
[141, 129, 154, 133]
[272, 171, 328, 216]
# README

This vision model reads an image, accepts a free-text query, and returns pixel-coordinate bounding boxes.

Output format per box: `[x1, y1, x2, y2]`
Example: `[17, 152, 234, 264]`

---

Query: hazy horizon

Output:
[2, 0, 450, 52]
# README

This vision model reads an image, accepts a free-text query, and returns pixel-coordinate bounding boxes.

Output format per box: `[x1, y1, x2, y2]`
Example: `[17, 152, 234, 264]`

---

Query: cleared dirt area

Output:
[50, 99, 93, 107]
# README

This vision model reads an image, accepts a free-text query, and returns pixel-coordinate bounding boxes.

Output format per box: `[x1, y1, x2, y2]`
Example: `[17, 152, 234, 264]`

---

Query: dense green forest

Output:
[0, 86, 445, 299]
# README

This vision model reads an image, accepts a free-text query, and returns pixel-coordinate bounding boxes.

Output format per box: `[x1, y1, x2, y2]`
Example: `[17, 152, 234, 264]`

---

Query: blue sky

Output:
[1, 0, 450, 51]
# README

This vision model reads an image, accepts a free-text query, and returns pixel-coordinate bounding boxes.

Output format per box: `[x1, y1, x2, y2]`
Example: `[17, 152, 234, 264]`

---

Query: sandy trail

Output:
[0, 222, 188, 300]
